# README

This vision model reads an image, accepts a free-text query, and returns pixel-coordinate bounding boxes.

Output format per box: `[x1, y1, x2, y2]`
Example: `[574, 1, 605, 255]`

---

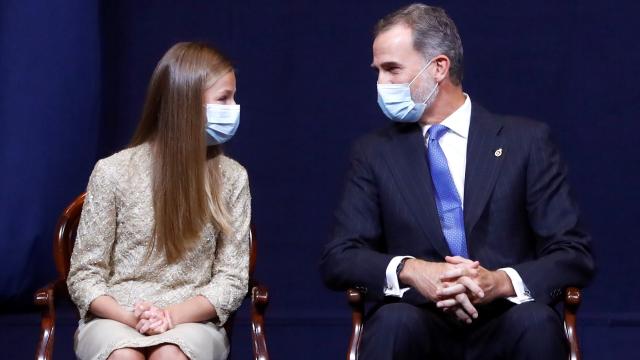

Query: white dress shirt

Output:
[384, 95, 533, 304]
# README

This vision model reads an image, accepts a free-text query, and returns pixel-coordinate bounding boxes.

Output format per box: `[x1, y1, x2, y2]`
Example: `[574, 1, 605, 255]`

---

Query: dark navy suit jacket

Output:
[320, 104, 595, 306]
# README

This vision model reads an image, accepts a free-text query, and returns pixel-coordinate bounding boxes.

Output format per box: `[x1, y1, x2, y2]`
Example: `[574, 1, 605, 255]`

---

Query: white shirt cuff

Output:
[499, 267, 534, 304]
[384, 256, 414, 297]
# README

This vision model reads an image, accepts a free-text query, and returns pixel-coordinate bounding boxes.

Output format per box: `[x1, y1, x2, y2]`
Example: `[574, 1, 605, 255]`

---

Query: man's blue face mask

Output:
[376, 59, 439, 123]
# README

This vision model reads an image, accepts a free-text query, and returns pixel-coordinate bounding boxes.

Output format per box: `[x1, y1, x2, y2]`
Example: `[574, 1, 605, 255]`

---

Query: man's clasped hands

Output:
[398, 255, 515, 324]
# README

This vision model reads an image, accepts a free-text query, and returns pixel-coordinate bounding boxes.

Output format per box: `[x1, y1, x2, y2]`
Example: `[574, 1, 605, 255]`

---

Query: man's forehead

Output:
[372, 24, 415, 64]
[374, 24, 413, 49]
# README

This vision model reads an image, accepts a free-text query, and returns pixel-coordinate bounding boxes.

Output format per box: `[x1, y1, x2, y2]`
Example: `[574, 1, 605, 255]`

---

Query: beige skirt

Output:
[74, 318, 229, 360]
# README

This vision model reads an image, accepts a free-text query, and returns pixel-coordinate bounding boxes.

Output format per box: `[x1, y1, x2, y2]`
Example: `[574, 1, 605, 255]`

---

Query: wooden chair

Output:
[346, 287, 583, 360]
[34, 192, 270, 360]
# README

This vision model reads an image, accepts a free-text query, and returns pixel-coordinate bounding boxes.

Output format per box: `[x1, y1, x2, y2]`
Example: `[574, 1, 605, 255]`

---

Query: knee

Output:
[500, 303, 568, 358]
[361, 303, 433, 358]
[503, 303, 563, 335]
[107, 348, 144, 360]
[149, 344, 188, 360]
[370, 303, 429, 336]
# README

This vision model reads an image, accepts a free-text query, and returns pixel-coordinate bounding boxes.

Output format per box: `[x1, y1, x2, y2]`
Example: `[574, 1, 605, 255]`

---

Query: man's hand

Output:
[399, 258, 481, 322]
[436, 256, 515, 306]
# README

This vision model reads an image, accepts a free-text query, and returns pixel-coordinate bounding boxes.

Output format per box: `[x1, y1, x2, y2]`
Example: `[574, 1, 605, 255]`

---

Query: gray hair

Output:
[374, 3, 464, 85]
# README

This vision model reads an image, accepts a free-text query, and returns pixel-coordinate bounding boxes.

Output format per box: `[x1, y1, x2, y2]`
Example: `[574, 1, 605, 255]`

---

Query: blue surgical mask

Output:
[376, 60, 439, 122]
[205, 104, 240, 145]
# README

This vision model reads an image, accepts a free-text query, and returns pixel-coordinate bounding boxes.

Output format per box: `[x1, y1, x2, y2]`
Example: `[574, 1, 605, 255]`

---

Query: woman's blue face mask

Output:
[205, 104, 240, 145]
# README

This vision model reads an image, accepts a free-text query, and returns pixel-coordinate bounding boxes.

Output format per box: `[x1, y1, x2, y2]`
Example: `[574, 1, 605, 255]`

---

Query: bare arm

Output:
[89, 295, 138, 328]
[166, 295, 217, 326]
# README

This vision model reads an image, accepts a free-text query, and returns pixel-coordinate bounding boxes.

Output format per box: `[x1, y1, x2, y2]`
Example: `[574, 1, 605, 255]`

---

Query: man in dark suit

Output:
[320, 3, 594, 359]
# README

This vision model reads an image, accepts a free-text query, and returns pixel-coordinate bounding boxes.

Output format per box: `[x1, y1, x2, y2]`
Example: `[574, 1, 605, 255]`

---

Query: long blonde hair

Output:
[130, 42, 233, 263]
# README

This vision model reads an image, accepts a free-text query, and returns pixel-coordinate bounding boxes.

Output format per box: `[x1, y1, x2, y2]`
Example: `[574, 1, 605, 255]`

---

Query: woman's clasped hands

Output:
[133, 301, 174, 335]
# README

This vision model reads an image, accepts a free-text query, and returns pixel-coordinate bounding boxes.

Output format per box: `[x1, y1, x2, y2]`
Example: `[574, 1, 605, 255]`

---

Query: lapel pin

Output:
[494, 148, 503, 157]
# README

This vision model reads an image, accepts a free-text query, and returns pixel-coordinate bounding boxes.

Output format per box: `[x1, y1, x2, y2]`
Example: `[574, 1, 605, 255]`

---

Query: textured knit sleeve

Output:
[67, 159, 117, 320]
[198, 165, 251, 326]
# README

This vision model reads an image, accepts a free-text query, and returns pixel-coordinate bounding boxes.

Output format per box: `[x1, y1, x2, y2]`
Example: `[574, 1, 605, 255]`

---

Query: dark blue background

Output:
[1, 0, 638, 358]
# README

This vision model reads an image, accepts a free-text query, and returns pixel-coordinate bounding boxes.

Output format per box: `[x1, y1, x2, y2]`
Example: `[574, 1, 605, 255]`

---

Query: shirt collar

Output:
[422, 94, 472, 139]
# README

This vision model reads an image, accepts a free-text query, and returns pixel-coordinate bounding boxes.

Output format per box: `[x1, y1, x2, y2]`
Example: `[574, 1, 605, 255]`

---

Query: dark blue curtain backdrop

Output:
[1, 0, 639, 358]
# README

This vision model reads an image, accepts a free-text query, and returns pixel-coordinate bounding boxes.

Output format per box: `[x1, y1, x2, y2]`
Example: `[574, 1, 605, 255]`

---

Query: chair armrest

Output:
[564, 287, 581, 308]
[34, 279, 66, 360]
[250, 282, 269, 360]
[563, 287, 582, 360]
[34, 283, 55, 307]
[347, 288, 365, 360]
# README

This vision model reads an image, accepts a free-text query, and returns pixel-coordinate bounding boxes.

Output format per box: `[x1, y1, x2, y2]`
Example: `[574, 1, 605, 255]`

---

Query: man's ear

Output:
[431, 55, 451, 83]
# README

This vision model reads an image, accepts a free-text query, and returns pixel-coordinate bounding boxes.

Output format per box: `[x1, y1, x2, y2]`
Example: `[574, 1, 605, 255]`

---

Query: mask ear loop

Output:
[408, 59, 433, 86]
[421, 82, 439, 104]
[410, 59, 440, 105]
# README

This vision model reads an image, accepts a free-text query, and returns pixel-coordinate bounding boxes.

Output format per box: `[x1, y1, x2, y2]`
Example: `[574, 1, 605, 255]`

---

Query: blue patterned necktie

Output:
[426, 124, 468, 258]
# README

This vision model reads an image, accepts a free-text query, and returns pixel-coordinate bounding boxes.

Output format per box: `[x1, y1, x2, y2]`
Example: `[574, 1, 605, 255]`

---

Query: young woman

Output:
[67, 42, 250, 360]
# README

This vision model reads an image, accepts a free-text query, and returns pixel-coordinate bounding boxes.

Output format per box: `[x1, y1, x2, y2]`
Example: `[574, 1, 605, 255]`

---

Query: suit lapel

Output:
[463, 105, 504, 237]
[383, 124, 452, 258]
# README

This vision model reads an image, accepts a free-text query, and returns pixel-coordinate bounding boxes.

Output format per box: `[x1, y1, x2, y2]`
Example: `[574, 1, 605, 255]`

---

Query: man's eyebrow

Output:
[378, 61, 403, 69]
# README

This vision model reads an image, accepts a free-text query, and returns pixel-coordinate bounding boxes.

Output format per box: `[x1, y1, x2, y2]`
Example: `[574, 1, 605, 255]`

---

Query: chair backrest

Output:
[54, 192, 257, 334]
[53, 193, 86, 280]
